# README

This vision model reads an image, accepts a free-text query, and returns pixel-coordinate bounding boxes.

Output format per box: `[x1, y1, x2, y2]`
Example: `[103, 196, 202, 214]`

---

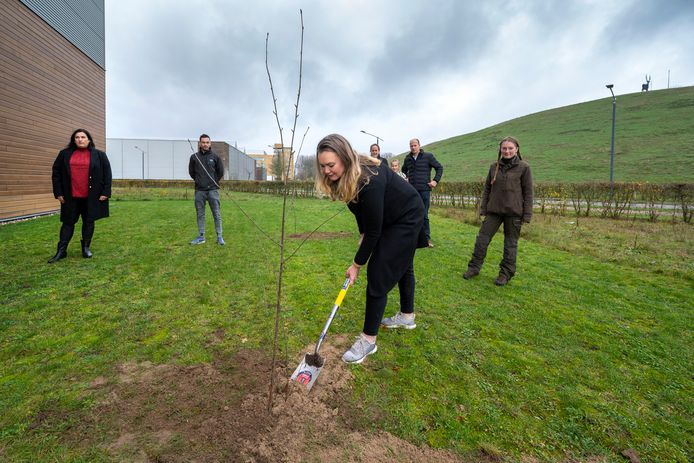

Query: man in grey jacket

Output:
[188, 134, 225, 245]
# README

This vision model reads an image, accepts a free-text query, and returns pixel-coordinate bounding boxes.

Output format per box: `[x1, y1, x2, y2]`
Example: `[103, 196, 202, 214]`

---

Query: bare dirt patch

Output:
[53, 338, 471, 462]
[287, 231, 352, 240]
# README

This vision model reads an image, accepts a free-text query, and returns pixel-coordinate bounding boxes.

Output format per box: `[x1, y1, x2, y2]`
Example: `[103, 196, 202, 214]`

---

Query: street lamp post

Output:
[134, 146, 145, 180]
[605, 85, 616, 186]
[360, 129, 383, 146]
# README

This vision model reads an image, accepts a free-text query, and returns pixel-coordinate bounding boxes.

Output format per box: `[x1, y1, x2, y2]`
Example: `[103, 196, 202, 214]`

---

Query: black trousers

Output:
[467, 214, 522, 278]
[363, 261, 415, 336]
[58, 198, 95, 245]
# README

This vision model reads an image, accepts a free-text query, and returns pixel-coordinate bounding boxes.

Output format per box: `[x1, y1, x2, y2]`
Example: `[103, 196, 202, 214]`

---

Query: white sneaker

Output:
[381, 312, 416, 329]
[342, 336, 378, 364]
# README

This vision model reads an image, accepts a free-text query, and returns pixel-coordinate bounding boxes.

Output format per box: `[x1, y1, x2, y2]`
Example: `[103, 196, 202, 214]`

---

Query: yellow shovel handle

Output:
[334, 277, 350, 307]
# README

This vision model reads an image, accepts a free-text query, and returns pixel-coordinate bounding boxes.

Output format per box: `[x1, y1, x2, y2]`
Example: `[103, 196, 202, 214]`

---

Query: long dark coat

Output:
[348, 162, 426, 297]
[51, 148, 112, 223]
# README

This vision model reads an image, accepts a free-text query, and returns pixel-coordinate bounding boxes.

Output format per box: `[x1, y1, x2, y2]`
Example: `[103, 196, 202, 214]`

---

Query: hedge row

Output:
[434, 181, 693, 222]
[113, 180, 694, 223]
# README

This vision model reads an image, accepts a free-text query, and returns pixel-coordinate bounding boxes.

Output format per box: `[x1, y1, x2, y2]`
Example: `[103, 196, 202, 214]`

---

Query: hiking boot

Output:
[342, 336, 378, 364]
[190, 235, 205, 245]
[217, 236, 225, 245]
[463, 269, 479, 280]
[381, 312, 416, 329]
[495, 274, 510, 286]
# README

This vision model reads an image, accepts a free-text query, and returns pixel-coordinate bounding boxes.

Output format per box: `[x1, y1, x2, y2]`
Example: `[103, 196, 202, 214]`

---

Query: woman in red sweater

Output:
[48, 129, 112, 263]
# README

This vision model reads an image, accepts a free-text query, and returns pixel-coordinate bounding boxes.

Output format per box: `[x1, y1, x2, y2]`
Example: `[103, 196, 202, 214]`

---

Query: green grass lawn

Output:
[412, 86, 694, 183]
[1, 193, 692, 462]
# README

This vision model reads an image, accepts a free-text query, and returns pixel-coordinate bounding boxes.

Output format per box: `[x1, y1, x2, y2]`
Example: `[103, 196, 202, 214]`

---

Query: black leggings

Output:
[59, 198, 95, 245]
[363, 262, 415, 336]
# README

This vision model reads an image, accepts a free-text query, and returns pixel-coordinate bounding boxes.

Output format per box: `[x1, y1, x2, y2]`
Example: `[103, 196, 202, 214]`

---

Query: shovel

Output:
[290, 277, 351, 391]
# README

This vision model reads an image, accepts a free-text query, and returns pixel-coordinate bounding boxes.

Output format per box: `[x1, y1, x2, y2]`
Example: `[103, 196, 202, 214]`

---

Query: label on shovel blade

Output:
[290, 359, 322, 391]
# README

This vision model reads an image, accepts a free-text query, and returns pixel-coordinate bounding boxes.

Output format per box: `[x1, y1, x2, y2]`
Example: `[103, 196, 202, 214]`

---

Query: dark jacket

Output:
[401, 150, 443, 191]
[348, 162, 426, 266]
[189, 150, 224, 191]
[480, 155, 533, 223]
[52, 147, 112, 222]
[348, 162, 426, 295]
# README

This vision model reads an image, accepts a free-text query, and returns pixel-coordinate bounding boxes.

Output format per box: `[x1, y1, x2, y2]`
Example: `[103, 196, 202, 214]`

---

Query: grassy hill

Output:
[418, 86, 694, 183]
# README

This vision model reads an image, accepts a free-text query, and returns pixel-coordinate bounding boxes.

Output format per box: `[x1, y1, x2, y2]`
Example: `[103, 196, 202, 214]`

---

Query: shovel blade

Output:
[290, 355, 323, 391]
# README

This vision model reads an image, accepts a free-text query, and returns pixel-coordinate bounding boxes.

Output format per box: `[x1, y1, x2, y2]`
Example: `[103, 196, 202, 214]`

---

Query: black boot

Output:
[48, 243, 68, 263]
[48, 223, 74, 264]
[81, 240, 93, 258]
[81, 221, 95, 258]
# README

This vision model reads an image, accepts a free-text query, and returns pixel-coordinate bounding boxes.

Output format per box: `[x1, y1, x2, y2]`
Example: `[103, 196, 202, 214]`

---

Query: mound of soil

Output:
[58, 337, 468, 462]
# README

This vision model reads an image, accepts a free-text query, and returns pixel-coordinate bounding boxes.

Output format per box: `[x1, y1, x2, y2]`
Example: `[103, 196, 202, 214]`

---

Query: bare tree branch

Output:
[293, 125, 310, 179]
[283, 205, 346, 264]
[265, 33, 284, 155]
[267, 9, 304, 412]
[284, 10, 304, 182]
[297, 126, 310, 158]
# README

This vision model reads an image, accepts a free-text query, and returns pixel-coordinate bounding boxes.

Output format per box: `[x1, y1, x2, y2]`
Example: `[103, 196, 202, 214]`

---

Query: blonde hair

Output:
[315, 134, 380, 203]
[491, 136, 521, 185]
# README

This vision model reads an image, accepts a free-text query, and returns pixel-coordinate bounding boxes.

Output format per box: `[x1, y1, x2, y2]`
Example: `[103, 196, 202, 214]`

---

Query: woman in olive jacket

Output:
[463, 137, 533, 286]
[48, 129, 112, 263]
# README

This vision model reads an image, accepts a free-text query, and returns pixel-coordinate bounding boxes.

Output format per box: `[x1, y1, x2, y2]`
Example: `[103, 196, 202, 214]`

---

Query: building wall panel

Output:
[106, 139, 257, 181]
[19, 0, 105, 69]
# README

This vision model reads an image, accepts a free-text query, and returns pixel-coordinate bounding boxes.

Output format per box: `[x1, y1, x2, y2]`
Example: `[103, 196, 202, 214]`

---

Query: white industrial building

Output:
[106, 138, 257, 180]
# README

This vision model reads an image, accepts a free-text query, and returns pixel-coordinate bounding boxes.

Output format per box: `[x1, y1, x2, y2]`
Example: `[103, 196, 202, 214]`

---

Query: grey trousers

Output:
[467, 214, 522, 277]
[194, 189, 222, 236]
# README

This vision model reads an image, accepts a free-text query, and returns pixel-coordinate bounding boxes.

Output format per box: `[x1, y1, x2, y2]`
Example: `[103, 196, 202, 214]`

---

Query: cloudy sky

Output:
[105, 0, 694, 156]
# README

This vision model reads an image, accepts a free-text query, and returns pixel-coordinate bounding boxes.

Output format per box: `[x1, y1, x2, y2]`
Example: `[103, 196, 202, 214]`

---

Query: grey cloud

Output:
[365, 2, 493, 100]
[106, 0, 694, 153]
[602, 0, 694, 48]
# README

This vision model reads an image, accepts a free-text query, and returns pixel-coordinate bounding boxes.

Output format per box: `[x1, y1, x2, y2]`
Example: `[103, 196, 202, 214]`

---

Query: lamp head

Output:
[605, 84, 613, 89]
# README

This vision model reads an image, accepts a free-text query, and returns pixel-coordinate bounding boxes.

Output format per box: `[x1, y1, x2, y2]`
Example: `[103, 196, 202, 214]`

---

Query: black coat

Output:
[348, 163, 426, 296]
[188, 150, 224, 191]
[402, 150, 443, 191]
[52, 147, 112, 223]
